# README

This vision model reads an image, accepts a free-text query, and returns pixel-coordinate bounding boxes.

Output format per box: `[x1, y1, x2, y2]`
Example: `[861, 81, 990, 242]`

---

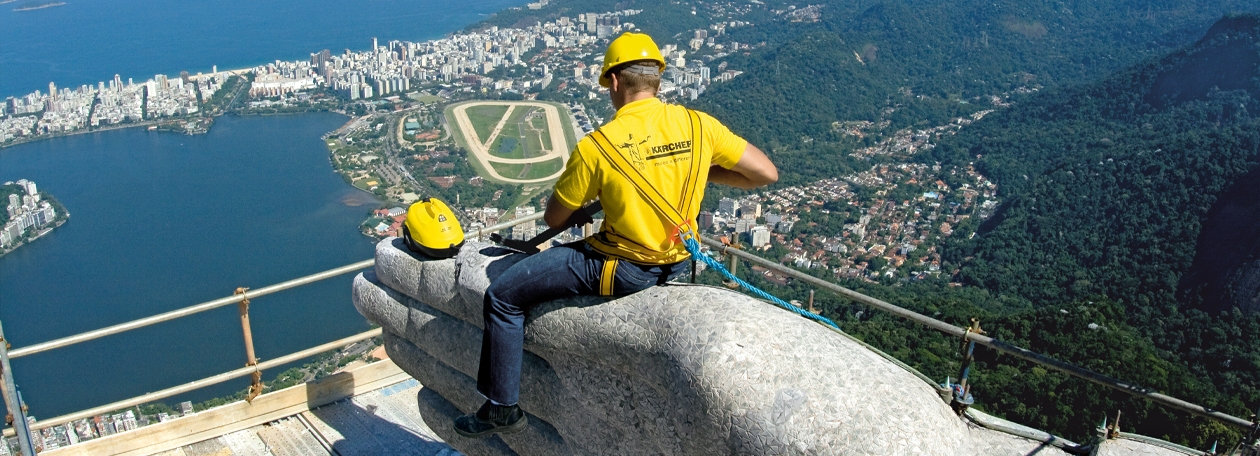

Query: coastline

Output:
[0, 120, 160, 149]
[0, 216, 68, 259]
[0, 106, 343, 150]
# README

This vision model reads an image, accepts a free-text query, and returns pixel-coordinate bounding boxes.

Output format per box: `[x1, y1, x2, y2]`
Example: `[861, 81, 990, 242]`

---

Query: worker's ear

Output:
[609, 72, 620, 93]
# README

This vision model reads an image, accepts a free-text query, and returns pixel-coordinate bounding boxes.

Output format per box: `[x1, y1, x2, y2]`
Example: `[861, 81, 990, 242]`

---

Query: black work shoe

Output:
[453, 401, 528, 438]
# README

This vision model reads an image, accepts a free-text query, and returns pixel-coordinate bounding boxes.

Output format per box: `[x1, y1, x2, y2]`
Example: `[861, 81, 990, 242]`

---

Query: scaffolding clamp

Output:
[950, 318, 983, 416]
[236, 287, 264, 403]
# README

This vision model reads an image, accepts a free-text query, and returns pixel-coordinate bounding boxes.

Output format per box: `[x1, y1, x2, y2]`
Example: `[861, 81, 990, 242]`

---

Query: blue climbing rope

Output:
[682, 237, 841, 331]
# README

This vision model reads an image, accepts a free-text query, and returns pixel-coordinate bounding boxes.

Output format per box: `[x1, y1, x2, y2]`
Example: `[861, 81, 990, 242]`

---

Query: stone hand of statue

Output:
[353, 238, 1054, 456]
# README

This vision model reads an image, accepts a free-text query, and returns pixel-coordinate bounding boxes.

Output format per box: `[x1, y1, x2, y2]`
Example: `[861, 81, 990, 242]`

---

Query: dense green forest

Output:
[694, 4, 1260, 447]
[911, 14, 1260, 444]
[695, 0, 1257, 151]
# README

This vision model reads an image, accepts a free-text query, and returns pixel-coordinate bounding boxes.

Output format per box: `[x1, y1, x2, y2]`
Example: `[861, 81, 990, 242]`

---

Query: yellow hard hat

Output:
[599, 32, 666, 88]
[401, 197, 464, 259]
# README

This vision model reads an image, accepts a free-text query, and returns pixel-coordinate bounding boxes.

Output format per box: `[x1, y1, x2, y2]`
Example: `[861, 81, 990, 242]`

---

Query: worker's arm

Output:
[708, 143, 778, 189]
[544, 195, 578, 229]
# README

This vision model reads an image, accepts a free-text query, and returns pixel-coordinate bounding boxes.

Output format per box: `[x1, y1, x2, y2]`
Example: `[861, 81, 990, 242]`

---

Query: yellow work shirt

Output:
[553, 98, 747, 264]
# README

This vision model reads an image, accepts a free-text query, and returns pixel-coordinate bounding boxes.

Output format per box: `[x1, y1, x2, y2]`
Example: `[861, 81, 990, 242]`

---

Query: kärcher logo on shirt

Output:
[648, 140, 693, 160]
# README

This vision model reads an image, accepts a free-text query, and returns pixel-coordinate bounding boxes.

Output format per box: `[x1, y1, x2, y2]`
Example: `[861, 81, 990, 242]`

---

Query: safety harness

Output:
[587, 110, 705, 296]
[587, 109, 841, 330]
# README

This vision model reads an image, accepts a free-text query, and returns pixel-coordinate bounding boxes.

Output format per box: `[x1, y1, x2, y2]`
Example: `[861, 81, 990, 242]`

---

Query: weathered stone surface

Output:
[1094, 436, 1200, 455]
[351, 238, 1196, 455]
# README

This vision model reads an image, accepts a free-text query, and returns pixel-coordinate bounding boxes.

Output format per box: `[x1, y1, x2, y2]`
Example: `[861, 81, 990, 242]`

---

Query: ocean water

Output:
[0, 0, 525, 98]
[0, 0, 525, 418]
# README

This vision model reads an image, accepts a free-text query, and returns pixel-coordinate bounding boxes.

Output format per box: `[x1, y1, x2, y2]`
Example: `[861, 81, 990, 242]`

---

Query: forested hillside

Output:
[699, 5, 1260, 446]
[915, 14, 1260, 444]
[940, 16, 1260, 309]
[695, 0, 1255, 150]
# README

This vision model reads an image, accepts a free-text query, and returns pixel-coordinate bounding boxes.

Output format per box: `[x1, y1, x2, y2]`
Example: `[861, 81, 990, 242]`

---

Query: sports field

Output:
[483, 106, 559, 160]
[490, 157, 566, 181]
[464, 105, 509, 144]
[444, 101, 579, 185]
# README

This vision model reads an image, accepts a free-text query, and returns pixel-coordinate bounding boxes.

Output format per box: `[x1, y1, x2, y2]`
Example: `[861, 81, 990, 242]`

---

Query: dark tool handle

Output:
[492, 201, 603, 254]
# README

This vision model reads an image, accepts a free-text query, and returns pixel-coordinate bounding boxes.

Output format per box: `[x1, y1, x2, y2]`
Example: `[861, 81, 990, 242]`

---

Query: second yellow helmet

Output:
[401, 197, 464, 259]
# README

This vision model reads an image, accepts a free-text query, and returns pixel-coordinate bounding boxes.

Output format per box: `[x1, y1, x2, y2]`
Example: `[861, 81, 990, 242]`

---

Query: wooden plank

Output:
[44, 361, 408, 456]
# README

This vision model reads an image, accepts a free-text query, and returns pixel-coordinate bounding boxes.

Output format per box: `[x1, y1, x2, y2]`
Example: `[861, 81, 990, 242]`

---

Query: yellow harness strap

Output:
[589, 109, 704, 295]
[588, 109, 705, 241]
[599, 258, 619, 296]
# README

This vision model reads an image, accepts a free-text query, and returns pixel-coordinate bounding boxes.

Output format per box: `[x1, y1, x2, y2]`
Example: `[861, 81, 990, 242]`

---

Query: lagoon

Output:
[0, 113, 384, 417]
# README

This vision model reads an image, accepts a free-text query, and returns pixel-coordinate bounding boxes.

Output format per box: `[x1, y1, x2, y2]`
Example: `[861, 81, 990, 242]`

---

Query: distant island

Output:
[0, 179, 68, 257]
[14, 1, 65, 11]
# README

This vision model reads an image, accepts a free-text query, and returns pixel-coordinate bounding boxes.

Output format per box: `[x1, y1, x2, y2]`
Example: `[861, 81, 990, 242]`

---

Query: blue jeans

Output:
[477, 241, 687, 405]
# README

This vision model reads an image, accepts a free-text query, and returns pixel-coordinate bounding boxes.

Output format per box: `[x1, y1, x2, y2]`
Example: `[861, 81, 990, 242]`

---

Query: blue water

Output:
[0, 113, 385, 416]
[0, 0, 528, 418]
[0, 0, 524, 98]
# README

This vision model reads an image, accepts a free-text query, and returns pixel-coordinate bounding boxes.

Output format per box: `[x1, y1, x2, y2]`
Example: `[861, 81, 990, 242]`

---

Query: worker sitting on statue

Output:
[455, 31, 780, 438]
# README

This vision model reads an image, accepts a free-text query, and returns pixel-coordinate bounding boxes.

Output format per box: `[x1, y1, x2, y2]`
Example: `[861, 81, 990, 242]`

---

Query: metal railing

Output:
[698, 235, 1259, 434]
[0, 208, 1253, 452]
[0, 212, 544, 449]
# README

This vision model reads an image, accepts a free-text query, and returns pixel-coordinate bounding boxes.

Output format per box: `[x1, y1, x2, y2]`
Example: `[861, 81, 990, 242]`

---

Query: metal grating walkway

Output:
[151, 378, 459, 456]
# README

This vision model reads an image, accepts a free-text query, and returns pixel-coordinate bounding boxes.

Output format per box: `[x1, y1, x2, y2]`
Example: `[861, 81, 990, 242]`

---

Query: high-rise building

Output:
[751, 226, 771, 248]
[512, 206, 537, 240]
[49, 82, 56, 99]
[718, 197, 737, 216]
[742, 201, 761, 219]
[698, 211, 714, 230]
[372, 37, 379, 51]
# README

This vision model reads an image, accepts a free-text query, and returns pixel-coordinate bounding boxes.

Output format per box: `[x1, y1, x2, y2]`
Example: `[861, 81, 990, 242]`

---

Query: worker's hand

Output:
[355, 239, 995, 455]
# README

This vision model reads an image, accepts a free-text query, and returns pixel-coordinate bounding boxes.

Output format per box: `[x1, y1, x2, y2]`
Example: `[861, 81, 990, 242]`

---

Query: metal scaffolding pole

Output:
[0, 320, 37, 455]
